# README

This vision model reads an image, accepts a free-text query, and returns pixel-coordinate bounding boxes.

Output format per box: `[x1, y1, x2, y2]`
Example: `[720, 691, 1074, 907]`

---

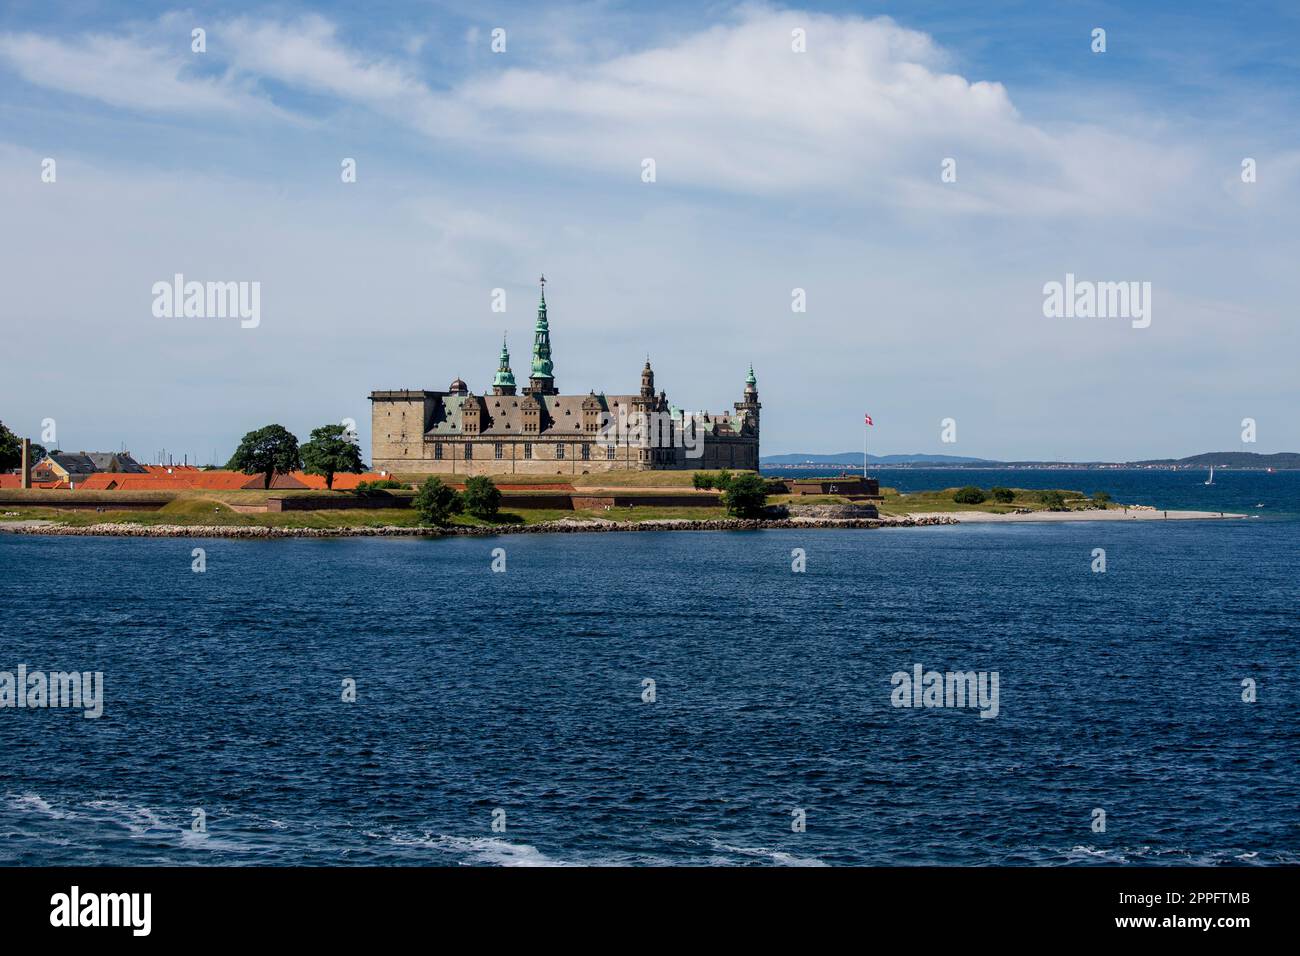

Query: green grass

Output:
[876, 486, 1113, 517]
[0, 496, 729, 530]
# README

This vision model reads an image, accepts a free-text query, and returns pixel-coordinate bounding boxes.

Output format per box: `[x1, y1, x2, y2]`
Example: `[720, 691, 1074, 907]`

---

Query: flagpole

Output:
[863, 417, 867, 479]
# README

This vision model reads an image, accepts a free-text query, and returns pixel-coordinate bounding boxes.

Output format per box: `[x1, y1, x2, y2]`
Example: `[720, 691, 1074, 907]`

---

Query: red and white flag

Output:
[864, 414, 874, 426]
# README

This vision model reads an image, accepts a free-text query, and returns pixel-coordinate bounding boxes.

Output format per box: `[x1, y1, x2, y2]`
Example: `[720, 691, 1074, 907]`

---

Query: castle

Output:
[369, 278, 760, 476]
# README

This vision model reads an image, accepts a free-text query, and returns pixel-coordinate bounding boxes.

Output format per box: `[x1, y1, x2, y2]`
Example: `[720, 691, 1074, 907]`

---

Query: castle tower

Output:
[639, 358, 655, 400]
[528, 275, 557, 395]
[492, 334, 517, 396]
[734, 364, 761, 431]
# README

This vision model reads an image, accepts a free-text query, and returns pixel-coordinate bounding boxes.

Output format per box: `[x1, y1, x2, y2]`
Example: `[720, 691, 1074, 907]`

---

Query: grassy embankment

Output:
[0, 475, 1112, 528]
[875, 487, 1113, 517]
[0, 487, 727, 529]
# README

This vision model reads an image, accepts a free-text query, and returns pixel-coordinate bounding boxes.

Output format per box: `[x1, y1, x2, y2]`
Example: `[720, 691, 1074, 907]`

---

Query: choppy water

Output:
[1, 471, 1297, 865]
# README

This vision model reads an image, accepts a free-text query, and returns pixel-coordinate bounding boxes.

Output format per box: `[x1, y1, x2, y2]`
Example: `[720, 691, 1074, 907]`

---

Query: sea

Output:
[1, 469, 1296, 866]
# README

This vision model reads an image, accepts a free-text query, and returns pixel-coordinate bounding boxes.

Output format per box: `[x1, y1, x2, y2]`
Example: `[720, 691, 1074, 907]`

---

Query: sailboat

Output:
[1204, 465, 1215, 485]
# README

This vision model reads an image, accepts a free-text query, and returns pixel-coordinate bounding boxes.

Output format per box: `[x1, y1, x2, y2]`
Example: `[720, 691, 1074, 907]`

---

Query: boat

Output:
[1204, 465, 1215, 485]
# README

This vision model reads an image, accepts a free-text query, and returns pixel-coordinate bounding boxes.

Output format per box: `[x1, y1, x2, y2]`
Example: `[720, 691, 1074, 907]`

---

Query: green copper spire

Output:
[746, 364, 757, 386]
[529, 274, 555, 389]
[493, 333, 516, 388]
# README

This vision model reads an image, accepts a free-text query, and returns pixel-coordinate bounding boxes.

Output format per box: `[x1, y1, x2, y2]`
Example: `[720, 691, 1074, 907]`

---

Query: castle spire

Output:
[492, 332, 517, 395]
[528, 274, 556, 394]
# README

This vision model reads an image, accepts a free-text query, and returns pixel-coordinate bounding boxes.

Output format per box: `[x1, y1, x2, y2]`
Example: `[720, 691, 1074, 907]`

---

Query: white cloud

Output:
[0, 8, 1215, 217]
[0, 29, 270, 115]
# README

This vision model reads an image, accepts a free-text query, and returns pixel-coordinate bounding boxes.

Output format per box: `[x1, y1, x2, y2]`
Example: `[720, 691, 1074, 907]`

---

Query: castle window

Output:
[581, 443, 590, 460]
[434, 443, 443, 460]
[524, 443, 532, 460]
[606, 445, 616, 460]
[494, 443, 503, 460]
[464, 443, 472, 460]
[556, 443, 565, 460]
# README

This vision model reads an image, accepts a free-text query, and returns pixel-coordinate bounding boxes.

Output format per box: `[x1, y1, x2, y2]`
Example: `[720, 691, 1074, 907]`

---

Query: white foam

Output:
[710, 840, 827, 867]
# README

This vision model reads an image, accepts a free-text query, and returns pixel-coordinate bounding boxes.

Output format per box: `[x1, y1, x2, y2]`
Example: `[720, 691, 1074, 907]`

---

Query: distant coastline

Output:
[762, 451, 1300, 471]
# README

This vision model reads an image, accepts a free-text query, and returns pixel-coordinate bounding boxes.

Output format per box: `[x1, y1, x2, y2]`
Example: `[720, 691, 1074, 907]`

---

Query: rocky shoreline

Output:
[5, 515, 958, 539]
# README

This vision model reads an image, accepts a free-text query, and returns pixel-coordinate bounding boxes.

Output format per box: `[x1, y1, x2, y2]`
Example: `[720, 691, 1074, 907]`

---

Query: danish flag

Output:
[864, 414, 874, 426]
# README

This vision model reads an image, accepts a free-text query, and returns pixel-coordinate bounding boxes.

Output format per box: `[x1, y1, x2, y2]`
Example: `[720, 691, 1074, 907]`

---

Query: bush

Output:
[1038, 489, 1068, 511]
[460, 475, 502, 518]
[720, 472, 767, 517]
[953, 486, 987, 504]
[413, 477, 462, 526]
[714, 469, 733, 490]
[990, 486, 1015, 504]
[1091, 490, 1112, 508]
[692, 472, 715, 490]
[355, 478, 405, 493]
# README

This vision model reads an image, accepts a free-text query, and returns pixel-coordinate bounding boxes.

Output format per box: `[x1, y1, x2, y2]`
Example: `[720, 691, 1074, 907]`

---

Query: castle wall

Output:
[372, 434, 758, 477]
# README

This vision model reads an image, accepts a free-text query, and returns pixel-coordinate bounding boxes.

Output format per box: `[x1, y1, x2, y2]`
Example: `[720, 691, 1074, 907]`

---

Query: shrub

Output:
[990, 486, 1015, 504]
[460, 475, 502, 518]
[953, 486, 987, 504]
[1091, 490, 1112, 508]
[355, 478, 405, 493]
[1038, 489, 1068, 511]
[721, 472, 767, 517]
[413, 477, 461, 526]
[692, 472, 715, 490]
[714, 469, 733, 490]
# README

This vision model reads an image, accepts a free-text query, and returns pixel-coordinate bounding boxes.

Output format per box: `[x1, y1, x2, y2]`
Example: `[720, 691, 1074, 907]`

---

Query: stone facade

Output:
[370, 280, 760, 476]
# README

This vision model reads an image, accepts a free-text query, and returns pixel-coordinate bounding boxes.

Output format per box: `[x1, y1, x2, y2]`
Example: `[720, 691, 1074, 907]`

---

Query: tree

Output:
[721, 472, 767, 517]
[714, 469, 733, 490]
[460, 475, 502, 518]
[227, 424, 302, 489]
[953, 486, 987, 504]
[0, 421, 26, 471]
[29, 443, 47, 463]
[1091, 490, 1112, 508]
[692, 472, 715, 490]
[990, 486, 1015, 504]
[413, 476, 462, 526]
[1038, 489, 1068, 511]
[300, 423, 366, 490]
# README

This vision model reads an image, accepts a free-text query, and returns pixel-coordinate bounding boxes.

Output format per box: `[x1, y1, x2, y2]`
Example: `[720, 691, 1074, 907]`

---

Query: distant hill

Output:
[761, 451, 1299, 469]
[1132, 452, 1300, 469]
[762, 452, 993, 465]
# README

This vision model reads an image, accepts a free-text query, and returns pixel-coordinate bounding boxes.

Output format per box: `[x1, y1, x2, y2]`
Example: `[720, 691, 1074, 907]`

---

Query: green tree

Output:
[990, 486, 1015, 504]
[714, 469, 733, 490]
[953, 486, 987, 504]
[1091, 490, 1112, 508]
[413, 476, 462, 526]
[227, 424, 302, 489]
[1038, 489, 1068, 511]
[721, 472, 768, 517]
[300, 423, 366, 490]
[460, 475, 502, 518]
[692, 472, 715, 490]
[0, 421, 22, 471]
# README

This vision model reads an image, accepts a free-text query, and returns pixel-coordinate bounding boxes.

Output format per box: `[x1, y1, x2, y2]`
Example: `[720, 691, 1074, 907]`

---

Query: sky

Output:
[1, 0, 1297, 462]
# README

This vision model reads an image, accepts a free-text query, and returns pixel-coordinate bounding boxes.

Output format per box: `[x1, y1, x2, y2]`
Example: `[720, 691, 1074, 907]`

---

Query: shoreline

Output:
[902, 509, 1247, 523]
[0, 507, 1247, 538]
[1, 516, 948, 538]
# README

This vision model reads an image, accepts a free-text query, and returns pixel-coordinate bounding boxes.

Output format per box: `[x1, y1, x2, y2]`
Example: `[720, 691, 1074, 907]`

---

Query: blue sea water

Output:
[1, 470, 1297, 866]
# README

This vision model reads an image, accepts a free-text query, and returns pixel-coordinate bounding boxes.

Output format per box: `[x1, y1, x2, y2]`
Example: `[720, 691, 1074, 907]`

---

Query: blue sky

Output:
[1, 1, 1297, 461]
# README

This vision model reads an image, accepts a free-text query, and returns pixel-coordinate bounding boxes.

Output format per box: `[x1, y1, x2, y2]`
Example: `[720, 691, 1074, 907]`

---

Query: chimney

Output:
[20, 438, 31, 489]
